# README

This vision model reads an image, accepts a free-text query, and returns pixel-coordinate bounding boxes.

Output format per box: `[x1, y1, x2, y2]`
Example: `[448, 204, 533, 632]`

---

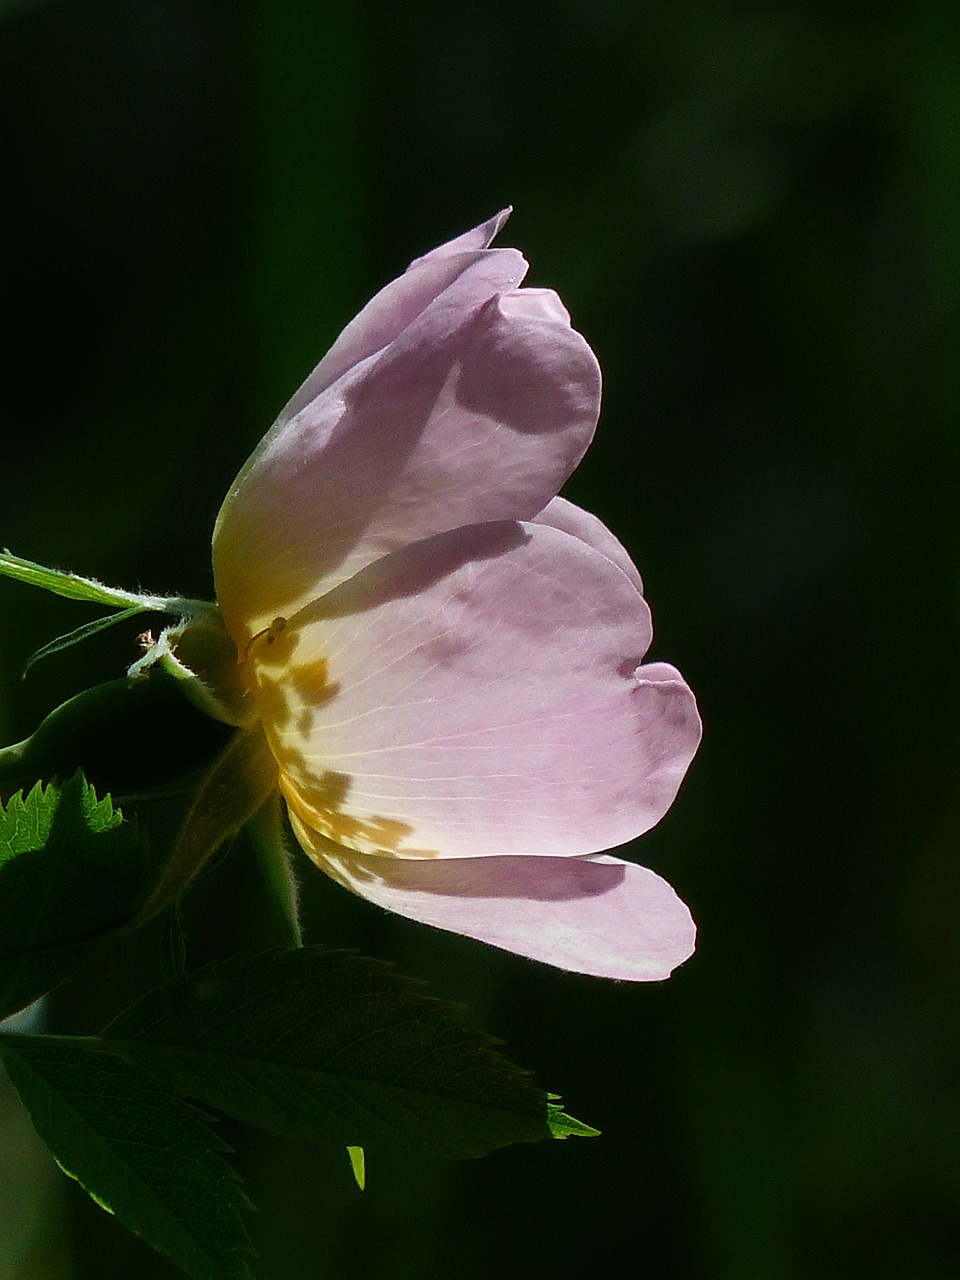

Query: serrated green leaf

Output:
[102, 947, 555, 1158]
[0, 773, 147, 1018]
[547, 1104, 600, 1139]
[0, 1035, 251, 1280]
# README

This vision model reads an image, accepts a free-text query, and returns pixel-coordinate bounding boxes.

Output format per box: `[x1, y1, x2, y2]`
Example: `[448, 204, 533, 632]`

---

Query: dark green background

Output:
[2, 1, 958, 1277]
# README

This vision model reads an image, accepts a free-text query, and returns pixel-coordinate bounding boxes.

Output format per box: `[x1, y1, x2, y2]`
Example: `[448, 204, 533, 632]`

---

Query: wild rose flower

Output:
[211, 210, 701, 981]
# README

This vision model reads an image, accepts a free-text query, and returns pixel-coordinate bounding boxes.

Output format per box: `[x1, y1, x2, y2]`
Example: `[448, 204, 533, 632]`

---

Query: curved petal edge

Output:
[296, 829, 697, 981]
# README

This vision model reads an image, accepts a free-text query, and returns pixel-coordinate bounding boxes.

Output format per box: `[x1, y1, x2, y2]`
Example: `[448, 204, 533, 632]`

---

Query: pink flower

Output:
[212, 211, 700, 980]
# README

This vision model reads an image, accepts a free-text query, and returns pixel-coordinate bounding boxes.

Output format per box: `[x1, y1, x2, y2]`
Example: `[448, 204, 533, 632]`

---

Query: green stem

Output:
[247, 793, 303, 947]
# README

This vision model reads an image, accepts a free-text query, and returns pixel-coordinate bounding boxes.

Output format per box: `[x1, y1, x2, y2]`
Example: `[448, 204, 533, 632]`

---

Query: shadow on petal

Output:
[298, 838, 696, 981]
[338, 852, 627, 903]
[287, 521, 531, 626]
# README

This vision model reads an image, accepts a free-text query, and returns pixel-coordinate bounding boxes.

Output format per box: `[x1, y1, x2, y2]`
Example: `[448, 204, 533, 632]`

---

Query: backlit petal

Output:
[295, 837, 696, 981]
[248, 521, 700, 862]
[534, 495, 643, 592]
[275, 210, 515, 424]
[213, 237, 600, 648]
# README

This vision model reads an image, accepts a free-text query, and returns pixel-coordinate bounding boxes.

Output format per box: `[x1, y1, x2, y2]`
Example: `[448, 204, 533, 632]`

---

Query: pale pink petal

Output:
[293, 836, 696, 981]
[248, 521, 700, 862]
[534, 495, 643, 592]
[276, 211, 519, 424]
[409, 208, 512, 264]
[215, 283, 602, 647]
[499, 287, 571, 326]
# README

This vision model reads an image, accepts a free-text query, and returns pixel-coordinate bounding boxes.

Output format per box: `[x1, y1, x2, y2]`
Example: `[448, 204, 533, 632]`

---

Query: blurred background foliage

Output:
[1, 0, 958, 1276]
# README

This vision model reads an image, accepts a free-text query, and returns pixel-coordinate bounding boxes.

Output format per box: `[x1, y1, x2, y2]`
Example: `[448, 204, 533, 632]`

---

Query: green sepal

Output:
[0, 548, 163, 610]
[22, 605, 150, 678]
[132, 727, 279, 924]
[0, 547, 209, 618]
[128, 618, 257, 729]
